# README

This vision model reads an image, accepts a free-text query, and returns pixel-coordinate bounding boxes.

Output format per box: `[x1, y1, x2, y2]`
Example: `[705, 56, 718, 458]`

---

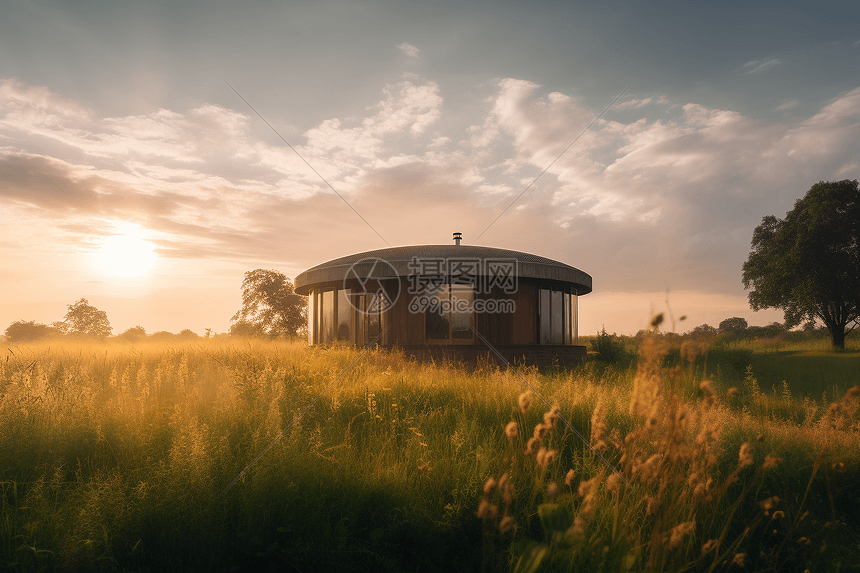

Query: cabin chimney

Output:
[453, 232, 462, 246]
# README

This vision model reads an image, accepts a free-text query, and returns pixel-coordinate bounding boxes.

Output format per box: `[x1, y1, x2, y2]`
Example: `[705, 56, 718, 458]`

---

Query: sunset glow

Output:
[1, 0, 857, 336]
[92, 230, 158, 279]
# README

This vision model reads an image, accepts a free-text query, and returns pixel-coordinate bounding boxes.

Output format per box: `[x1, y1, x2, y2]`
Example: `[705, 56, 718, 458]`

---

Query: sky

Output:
[1, 0, 859, 337]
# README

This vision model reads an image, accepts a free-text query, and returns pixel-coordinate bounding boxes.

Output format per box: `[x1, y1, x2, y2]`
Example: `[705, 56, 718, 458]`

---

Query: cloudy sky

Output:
[1, 0, 858, 337]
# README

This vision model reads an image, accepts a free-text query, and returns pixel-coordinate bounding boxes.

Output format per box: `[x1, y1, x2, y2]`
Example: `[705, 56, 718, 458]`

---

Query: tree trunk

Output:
[829, 323, 846, 349]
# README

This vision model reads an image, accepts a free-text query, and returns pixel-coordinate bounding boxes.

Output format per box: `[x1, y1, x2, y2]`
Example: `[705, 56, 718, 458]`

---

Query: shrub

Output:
[590, 327, 629, 363]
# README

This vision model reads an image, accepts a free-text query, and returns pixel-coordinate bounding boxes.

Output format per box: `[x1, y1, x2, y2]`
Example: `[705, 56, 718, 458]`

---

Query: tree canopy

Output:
[4, 320, 57, 343]
[59, 298, 112, 337]
[742, 179, 860, 348]
[231, 269, 306, 338]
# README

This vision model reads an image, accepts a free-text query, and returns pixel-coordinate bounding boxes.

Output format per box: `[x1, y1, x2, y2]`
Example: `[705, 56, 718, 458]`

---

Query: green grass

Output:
[0, 337, 858, 572]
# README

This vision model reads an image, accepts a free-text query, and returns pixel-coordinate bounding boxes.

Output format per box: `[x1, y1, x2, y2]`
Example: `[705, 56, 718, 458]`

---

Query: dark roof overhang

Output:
[294, 245, 592, 295]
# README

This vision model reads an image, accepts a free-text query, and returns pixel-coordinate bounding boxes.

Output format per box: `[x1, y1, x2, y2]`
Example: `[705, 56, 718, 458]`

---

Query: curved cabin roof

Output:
[294, 245, 592, 295]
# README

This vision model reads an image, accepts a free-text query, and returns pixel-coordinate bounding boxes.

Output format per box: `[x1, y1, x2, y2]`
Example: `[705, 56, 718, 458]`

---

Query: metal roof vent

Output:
[453, 232, 462, 246]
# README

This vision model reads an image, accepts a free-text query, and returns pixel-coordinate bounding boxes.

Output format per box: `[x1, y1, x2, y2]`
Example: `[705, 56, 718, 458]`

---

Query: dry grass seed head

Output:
[738, 443, 754, 468]
[590, 398, 607, 448]
[524, 436, 541, 455]
[667, 521, 695, 550]
[483, 477, 497, 495]
[547, 482, 559, 501]
[477, 498, 499, 520]
[701, 539, 718, 554]
[504, 421, 518, 441]
[762, 453, 782, 470]
[518, 391, 532, 414]
[503, 480, 515, 505]
[565, 469, 576, 487]
[499, 515, 515, 534]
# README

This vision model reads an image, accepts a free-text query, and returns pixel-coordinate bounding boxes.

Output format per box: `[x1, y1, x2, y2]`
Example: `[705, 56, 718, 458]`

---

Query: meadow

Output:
[1, 335, 858, 572]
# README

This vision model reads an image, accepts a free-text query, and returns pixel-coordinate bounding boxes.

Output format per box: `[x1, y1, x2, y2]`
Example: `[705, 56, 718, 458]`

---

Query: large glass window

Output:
[425, 285, 474, 342]
[308, 289, 315, 345]
[551, 290, 563, 344]
[321, 290, 335, 344]
[451, 286, 474, 340]
[540, 287, 578, 345]
[337, 289, 352, 342]
[540, 288, 551, 344]
[564, 293, 572, 345]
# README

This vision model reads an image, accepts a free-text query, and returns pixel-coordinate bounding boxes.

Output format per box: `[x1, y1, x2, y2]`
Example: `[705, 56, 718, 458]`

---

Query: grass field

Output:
[1, 336, 858, 572]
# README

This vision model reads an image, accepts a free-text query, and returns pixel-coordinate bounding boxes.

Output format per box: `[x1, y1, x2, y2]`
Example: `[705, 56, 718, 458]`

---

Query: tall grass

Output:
[0, 338, 858, 571]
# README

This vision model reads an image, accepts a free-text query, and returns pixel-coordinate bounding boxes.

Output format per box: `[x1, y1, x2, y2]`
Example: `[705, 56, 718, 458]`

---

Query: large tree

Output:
[742, 179, 860, 348]
[4, 320, 57, 343]
[231, 269, 306, 338]
[59, 298, 112, 337]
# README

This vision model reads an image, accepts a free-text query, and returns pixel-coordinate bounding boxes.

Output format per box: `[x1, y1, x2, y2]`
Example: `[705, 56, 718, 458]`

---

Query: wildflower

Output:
[762, 454, 782, 470]
[701, 539, 718, 554]
[483, 477, 497, 495]
[668, 521, 695, 550]
[477, 498, 499, 520]
[504, 421, 518, 441]
[518, 391, 532, 414]
[772, 510, 784, 520]
[732, 553, 746, 567]
[738, 443, 754, 468]
[499, 515, 514, 534]
[546, 482, 559, 500]
[727, 387, 738, 398]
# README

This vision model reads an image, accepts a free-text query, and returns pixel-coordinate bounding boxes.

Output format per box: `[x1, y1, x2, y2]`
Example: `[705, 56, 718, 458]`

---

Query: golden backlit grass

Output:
[0, 337, 858, 572]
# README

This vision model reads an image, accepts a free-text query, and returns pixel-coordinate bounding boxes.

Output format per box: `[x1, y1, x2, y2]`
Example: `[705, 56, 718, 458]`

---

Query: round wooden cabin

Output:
[294, 237, 592, 367]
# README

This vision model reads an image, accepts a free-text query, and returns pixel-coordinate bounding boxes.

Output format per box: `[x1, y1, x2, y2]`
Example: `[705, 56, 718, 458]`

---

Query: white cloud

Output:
[2, 75, 859, 324]
[776, 100, 799, 111]
[742, 58, 782, 74]
[397, 42, 420, 58]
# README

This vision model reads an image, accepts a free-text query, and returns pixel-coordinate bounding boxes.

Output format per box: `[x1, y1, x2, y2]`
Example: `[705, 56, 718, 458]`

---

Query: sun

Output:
[93, 227, 158, 278]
